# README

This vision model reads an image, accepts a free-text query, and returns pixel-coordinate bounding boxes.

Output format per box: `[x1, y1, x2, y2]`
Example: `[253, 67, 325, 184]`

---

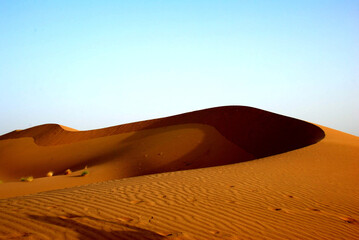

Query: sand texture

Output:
[0, 106, 358, 239]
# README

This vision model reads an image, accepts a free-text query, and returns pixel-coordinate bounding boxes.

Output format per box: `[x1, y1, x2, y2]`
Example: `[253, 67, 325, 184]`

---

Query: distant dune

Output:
[1, 106, 358, 239]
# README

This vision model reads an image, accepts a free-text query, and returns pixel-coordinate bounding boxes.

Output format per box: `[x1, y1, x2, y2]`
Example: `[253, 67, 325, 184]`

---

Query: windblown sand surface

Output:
[0, 106, 358, 239]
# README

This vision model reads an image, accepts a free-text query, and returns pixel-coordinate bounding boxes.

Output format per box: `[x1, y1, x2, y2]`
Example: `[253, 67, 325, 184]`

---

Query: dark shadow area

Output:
[28, 214, 167, 240]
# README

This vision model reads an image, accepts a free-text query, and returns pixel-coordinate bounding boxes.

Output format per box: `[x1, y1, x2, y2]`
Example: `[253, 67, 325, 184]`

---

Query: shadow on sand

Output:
[28, 214, 169, 240]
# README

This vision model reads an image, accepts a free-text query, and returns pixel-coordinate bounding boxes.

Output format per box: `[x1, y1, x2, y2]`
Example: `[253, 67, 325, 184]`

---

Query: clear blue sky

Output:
[1, 0, 358, 136]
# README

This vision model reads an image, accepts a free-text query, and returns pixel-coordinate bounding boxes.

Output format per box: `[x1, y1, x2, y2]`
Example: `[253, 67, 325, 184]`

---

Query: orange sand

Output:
[0, 106, 358, 239]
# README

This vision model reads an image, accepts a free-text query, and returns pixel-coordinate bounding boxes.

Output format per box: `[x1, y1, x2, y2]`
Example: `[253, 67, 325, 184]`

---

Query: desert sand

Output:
[0, 106, 358, 239]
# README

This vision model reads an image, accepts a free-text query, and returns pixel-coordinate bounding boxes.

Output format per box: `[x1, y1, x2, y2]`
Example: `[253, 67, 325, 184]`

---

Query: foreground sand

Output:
[0, 106, 358, 239]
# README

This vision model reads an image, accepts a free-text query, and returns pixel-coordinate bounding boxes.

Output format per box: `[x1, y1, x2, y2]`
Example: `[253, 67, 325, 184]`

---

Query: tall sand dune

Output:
[1, 106, 357, 239]
[0, 106, 324, 155]
[0, 106, 323, 192]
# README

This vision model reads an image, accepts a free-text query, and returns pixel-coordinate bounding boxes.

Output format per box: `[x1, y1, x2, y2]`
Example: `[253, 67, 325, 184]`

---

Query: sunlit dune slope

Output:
[0, 123, 251, 181]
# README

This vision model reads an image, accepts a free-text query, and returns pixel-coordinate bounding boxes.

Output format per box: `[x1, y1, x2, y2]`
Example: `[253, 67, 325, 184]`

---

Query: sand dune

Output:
[0, 106, 358, 239]
[0, 106, 323, 195]
[0, 106, 324, 153]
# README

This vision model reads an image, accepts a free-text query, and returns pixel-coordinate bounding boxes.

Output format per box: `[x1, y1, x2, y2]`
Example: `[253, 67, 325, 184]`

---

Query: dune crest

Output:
[59, 125, 78, 132]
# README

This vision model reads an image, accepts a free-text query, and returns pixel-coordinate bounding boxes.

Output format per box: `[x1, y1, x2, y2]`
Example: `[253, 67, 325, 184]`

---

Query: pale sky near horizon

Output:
[1, 1, 358, 136]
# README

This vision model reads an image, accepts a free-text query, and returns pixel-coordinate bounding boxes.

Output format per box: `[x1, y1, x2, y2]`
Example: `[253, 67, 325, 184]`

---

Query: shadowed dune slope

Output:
[0, 106, 324, 158]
